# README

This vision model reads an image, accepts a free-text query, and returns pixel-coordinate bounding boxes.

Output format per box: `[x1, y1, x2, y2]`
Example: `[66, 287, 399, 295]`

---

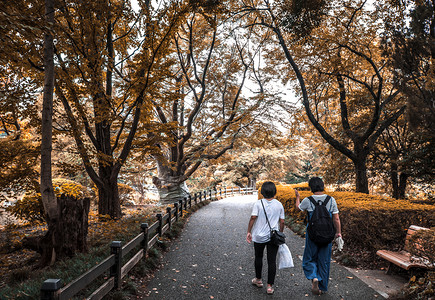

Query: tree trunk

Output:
[153, 175, 189, 205]
[40, 0, 57, 220]
[39, 195, 90, 266]
[398, 173, 408, 199]
[97, 170, 121, 219]
[353, 157, 369, 194]
[391, 162, 400, 199]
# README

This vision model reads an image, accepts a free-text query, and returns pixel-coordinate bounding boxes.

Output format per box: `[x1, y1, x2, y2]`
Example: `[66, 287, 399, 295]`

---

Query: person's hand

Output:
[294, 189, 300, 199]
[246, 232, 252, 244]
[335, 233, 342, 238]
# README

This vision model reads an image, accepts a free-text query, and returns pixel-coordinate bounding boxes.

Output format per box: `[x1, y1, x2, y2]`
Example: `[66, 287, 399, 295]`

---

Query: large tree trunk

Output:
[39, 195, 90, 266]
[40, 0, 57, 220]
[353, 157, 369, 194]
[152, 157, 189, 205]
[98, 173, 121, 219]
[153, 175, 189, 205]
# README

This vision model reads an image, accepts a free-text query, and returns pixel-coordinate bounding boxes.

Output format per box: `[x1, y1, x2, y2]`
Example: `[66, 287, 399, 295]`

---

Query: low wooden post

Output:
[141, 223, 149, 255]
[194, 193, 197, 205]
[179, 199, 183, 217]
[239, 187, 241, 194]
[166, 207, 172, 230]
[184, 197, 187, 210]
[219, 188, 222, 198]
[110, 241, 122, 290]
[174, 202, 179, 222]
[231, 187, 234, 195]
[209, 189, 212, 200]
[40, 278, 62, 300]
[156, 214, 163, 237]
[188, 195, 192, 208]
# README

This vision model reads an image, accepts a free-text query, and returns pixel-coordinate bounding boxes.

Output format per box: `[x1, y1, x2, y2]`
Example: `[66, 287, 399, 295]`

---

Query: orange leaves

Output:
[6, 178, 91, 223]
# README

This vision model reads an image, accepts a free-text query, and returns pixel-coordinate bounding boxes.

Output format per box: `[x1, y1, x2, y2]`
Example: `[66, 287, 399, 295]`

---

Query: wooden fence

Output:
[40, 186, 257, 300]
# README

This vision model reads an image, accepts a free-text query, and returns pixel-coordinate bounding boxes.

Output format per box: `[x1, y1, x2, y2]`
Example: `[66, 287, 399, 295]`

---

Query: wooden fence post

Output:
[231, 187, 234, 195]
[209, 189, 212, 200]
[110, 241, 122, 290]
[194, 193, 197, 205]
[40, 278, 62, 300]
[174, 202, 179, 222]
[179, 199, 183, 217]
[156, 214, 163, 237]
[184, 197, 187, 210]
[166, 207, 172, 230]
[141, 223, 149, 255]
[188, 195, 192, 208]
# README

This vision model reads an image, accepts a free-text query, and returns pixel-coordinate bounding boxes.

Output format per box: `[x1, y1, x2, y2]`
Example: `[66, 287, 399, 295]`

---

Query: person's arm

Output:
[295, 189, 301, 208]
[279, 218, 285, 232]
[332, 213, 342, 238]
[246, 216, 257, 243]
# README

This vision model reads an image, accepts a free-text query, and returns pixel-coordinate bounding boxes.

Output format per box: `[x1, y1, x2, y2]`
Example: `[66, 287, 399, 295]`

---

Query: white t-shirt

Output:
[298, 194, 339, 214]
[251, 199, 285, 243]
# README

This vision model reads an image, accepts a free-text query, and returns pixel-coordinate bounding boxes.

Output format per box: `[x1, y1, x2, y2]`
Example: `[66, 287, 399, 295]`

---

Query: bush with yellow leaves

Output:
[255, 180, 283, 190]
[6, 178, 91, 223]
[257, 182, 435, 255]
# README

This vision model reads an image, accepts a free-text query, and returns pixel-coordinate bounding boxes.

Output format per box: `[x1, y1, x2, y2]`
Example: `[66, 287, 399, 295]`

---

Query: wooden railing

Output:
[40, 186, 257, 300]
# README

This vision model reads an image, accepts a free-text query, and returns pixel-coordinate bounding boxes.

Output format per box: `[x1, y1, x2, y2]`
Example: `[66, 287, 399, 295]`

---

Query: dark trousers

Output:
[254, 241, 279, 285]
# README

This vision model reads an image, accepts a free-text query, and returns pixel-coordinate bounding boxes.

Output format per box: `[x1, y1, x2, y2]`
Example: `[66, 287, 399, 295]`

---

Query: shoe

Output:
[251, 278, 263, 288]
[312, 278, 321, 295]
[266, 285, 274, 295]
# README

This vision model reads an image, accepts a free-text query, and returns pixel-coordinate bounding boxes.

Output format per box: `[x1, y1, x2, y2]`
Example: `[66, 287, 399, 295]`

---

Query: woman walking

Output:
[295, 177, 342, 295]
[246, 181, 285, 295]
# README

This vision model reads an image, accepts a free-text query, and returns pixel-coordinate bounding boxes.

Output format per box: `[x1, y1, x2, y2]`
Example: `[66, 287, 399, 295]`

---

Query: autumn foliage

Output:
[6, 179, 91, 223]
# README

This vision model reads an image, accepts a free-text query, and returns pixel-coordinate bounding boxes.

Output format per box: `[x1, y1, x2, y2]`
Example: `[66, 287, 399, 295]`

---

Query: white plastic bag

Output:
[278, 244, 294, 269]
[336, 236, 344, 251]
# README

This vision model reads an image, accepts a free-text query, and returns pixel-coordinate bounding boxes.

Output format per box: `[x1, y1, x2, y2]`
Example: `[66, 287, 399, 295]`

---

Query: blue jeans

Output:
[302, 232, 332, 291]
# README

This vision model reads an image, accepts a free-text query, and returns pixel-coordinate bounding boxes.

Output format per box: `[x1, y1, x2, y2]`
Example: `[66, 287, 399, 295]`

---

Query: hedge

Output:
[257, 183, 435, 255]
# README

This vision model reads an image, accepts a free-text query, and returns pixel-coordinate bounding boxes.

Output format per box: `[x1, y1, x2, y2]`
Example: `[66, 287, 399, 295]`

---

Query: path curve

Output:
[143, 195, 384, 299]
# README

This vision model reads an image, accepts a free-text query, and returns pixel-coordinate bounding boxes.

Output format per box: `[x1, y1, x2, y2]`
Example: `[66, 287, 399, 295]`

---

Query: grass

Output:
[0, 199, 207, 300]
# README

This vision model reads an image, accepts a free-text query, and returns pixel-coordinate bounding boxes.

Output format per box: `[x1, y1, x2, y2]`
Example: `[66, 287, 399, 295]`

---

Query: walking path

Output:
[142, 195, 397, 299]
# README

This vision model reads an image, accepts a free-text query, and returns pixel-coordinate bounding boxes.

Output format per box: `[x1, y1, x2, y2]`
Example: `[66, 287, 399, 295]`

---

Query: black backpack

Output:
[307, 195, 336, 246]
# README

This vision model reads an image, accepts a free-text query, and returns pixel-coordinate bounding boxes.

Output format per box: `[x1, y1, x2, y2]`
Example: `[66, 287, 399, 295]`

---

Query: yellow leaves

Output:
[6, 178, 91, 223]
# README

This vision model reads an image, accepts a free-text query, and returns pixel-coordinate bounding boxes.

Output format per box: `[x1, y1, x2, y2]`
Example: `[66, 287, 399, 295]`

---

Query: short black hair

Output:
[261, 181, 277, 198]
[308, 177, 324, 193]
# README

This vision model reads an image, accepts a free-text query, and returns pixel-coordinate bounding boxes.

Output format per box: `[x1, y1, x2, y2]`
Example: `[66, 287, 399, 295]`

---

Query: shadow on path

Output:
[143, 195, 384, 299]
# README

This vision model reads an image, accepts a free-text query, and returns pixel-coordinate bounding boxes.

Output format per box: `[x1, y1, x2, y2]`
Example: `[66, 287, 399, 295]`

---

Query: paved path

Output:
[144, 195, 384, 299]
